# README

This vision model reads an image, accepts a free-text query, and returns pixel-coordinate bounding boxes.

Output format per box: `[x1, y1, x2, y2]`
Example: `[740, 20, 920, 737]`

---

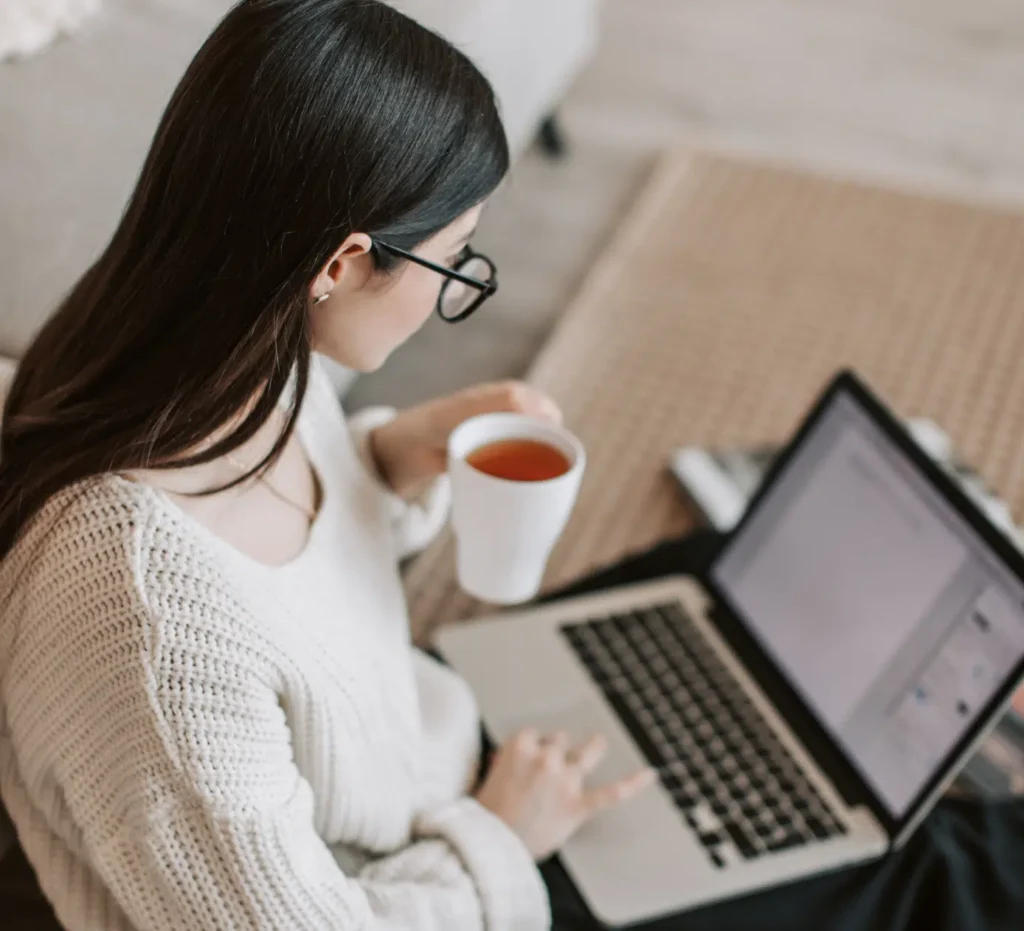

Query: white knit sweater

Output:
[0, 359, 550, 931]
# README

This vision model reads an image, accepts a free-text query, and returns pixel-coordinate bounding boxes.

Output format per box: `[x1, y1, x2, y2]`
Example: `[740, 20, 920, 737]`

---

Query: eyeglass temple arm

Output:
[374, 240, 494, 291]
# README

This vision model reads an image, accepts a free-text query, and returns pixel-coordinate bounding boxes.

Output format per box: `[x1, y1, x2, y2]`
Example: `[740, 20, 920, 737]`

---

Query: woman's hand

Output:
[474, 728, 656, 861]
[368, 381, 562, 498]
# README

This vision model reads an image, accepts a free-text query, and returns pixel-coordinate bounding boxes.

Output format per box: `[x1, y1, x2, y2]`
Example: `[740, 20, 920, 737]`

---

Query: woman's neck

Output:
[128, 402, 324, 567]
[132, 395, 288, 496]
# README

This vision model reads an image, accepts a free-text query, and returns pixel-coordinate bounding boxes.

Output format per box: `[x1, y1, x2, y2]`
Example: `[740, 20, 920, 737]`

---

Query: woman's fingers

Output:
[509, 727, 541, 753]
[582, 767, 658, 814]
[541, 730, 572, 753]
[567, 733, 607, 774]
[470, 381, 562, 424]
[514, 385, 562, 424]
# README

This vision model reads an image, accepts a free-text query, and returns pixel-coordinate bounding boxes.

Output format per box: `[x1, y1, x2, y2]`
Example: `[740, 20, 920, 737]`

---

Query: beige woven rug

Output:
[406, 150, 1024, 641]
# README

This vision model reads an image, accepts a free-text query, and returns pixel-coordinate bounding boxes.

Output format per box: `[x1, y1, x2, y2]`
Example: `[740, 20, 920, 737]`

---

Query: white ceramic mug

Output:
[448, 413, 586, 604]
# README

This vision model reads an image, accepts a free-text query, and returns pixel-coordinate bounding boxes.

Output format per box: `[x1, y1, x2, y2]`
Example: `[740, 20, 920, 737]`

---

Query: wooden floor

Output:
[347, 0, 1024, 411]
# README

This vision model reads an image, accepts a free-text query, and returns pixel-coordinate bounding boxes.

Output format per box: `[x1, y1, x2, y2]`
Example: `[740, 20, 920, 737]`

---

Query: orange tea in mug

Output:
[465, 438, 572, 482]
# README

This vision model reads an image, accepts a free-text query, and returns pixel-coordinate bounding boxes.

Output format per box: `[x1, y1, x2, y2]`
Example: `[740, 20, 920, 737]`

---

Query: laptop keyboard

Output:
[561, 602, 848, 870]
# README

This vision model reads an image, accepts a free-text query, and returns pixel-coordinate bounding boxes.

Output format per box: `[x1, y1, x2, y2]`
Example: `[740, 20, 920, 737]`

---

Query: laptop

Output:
[438, 370, 1024, 926]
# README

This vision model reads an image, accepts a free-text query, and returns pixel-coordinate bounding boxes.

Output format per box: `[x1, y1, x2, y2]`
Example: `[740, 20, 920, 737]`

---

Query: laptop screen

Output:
[711, 390, 1024, 818]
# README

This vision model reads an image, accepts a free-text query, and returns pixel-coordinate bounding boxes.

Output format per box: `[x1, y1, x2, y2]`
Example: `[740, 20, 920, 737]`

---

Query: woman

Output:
[1, 2, 1022, 930]
[0, 1, 651, 927]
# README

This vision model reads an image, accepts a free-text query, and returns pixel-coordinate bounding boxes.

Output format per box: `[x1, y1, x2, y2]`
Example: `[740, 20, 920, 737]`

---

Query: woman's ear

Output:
[310, 232, 374, 303]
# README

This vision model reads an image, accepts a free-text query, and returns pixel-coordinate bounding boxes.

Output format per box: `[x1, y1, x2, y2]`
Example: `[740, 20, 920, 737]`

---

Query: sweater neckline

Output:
[114, 413, 329, 576]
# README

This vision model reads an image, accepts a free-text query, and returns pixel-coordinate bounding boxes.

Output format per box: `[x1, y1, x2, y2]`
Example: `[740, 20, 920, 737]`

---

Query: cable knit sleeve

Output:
[75, 577, 550, 931]
[347, 405, 452, 559]
[107, 738, 550, 931]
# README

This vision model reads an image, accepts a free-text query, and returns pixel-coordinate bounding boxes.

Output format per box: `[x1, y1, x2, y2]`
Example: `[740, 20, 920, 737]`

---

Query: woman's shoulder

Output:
[2, 474, 231, 630]
[5, 474, 153, 577]
[1, 475, 283, 700]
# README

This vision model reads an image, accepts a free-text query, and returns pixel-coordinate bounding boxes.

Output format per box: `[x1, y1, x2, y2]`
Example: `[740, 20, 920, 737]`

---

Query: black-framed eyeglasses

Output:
[371, 239, 498, 323]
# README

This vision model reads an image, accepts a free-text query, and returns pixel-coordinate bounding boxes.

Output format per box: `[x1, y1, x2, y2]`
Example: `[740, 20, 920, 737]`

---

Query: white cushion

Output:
[0, 0, 102, 62]
[395, 0, 597, 157]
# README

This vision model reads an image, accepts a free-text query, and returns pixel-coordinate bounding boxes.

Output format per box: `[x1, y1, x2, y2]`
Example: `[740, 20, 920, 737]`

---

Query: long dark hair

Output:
[0, 0, 508, 558]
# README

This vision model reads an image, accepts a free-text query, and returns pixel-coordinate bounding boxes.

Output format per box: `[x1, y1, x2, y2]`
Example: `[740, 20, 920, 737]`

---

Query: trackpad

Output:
[489, 702, 649, 785]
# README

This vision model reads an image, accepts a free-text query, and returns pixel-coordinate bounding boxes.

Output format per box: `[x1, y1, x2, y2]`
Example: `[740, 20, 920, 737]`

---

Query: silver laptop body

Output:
[439, 373, 1024, 926]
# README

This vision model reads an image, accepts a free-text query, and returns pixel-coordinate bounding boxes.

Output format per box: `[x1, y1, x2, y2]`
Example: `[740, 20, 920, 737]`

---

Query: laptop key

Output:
[690, 803, 720, 835]
[661, 770, 684, 790]
[768, 833, 807, 853]
[722, 822, 759, 860]
[806, 815, 837, 840]
[716, 842, 743, 867]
